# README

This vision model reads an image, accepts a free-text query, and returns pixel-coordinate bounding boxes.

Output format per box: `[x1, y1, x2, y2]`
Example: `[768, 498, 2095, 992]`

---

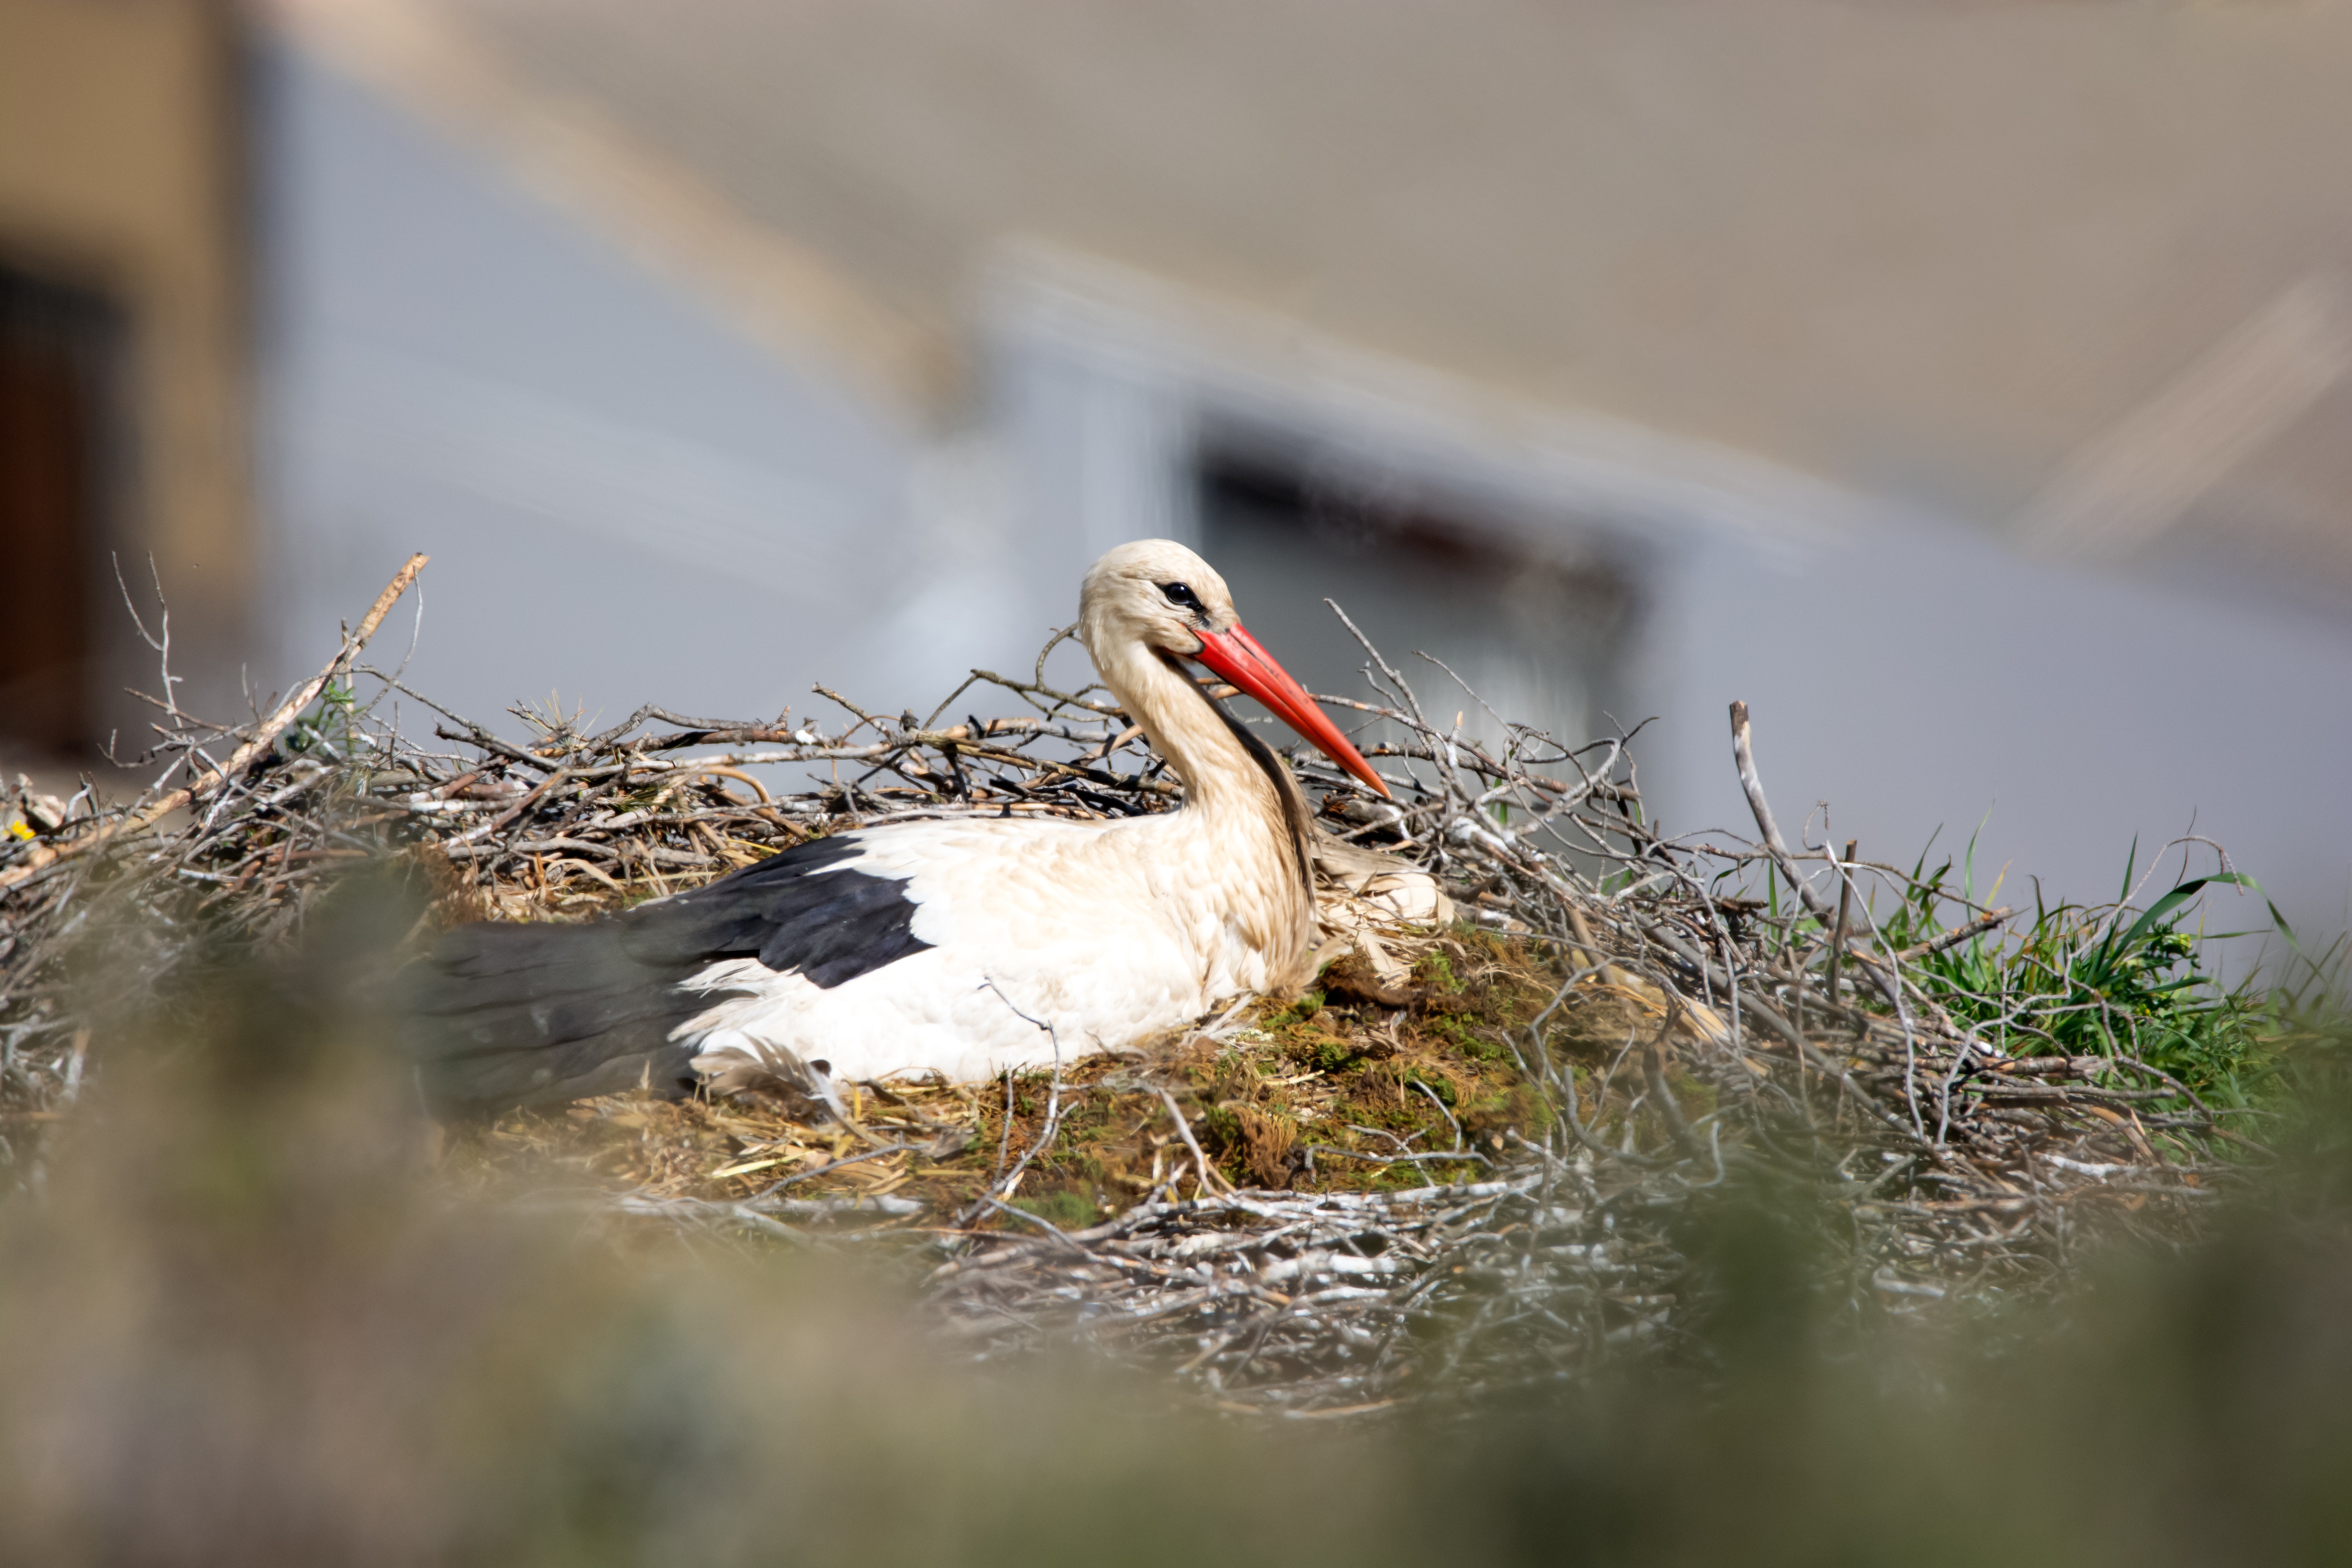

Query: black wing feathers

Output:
[611, 835, 934, 983]
[405, 835, 931, 1111]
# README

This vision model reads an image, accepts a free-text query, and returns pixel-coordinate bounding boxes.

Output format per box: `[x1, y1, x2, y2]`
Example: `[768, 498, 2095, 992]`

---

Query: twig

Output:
[0, 554, 430, 892]
[1158, 1087, 1231, 1196]
[1900, 907, 2014, 962]
[1827, 837, 1857, 1004]
[1728, 701, 1835, 923]
[956, 980, 1068, 1226]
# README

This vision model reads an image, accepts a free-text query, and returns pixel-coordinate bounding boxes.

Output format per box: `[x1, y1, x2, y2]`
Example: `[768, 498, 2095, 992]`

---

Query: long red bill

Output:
[1191, 622, 1391, 799]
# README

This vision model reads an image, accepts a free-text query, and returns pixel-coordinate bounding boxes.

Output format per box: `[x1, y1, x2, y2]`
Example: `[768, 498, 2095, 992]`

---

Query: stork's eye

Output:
[1159, 581, 1203, 612]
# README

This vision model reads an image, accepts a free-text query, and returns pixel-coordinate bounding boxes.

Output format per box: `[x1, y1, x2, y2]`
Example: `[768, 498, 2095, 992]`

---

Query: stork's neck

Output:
[1097, 641, 1293, 824]
[1090, 631, 1322, 991]
[1082, 625, 1327, 992]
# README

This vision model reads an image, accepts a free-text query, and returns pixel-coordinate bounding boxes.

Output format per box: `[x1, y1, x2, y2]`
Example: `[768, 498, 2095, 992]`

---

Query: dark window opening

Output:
[0, 264, 123, 755]
[1196, 443, 1641, 771]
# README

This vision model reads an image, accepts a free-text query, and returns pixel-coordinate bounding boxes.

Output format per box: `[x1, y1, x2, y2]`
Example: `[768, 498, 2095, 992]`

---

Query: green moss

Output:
[1277, 1019, 1363, 1075]
[1013, 1190, 1101, 1230]
[1420, 1009, 1504, 1062]
[1405, 1073, 1457, 1108]
[1263, 991, 1325, 1027]
[1665, 1067, 1718, 1119]
[1058, 1150, 1110, 1185]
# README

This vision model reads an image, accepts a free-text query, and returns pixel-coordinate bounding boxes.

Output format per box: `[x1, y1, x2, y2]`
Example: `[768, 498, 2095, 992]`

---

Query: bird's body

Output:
[407, 540, 1395, 1109]
[688, 801, 1303, 1084]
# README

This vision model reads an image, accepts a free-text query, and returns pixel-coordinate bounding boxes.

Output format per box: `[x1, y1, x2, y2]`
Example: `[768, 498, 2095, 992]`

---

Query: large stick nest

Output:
[1, 557, 2251, 1412]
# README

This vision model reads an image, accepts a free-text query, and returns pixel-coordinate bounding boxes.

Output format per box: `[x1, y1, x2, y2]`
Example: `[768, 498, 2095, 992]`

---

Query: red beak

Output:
[1191, 622, 1392, 799]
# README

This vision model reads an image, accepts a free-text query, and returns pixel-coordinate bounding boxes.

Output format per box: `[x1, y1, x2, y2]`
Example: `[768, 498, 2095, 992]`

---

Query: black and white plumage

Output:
[405, 837, 934, 1105]
[405, 540, 1394, 1111]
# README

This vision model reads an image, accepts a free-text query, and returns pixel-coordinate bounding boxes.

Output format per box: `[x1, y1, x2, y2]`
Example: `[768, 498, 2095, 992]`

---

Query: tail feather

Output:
[399, 833, 930, 1113]
[416, 1029, 695, 1108]
[401, 920, 708, 1112]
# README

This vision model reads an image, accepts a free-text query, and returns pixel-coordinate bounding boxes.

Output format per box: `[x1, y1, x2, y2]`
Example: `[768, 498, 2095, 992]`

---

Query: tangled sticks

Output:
[1, 556, 2259, 1410]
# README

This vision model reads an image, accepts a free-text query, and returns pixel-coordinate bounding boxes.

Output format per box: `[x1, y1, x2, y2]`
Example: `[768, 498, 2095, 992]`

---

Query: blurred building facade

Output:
[4, 0, 2348, 949]
[1, 0, 249, 760]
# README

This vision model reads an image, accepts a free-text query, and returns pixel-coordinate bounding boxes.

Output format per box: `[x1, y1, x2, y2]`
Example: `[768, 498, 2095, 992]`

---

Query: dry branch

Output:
[0, 554, 429, 893]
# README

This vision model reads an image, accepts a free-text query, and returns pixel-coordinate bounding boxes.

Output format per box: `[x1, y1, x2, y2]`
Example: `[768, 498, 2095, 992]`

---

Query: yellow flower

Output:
[6, 819, 32, 840]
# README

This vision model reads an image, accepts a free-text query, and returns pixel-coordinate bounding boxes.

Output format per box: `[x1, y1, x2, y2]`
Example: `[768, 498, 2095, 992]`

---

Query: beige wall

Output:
[0, 0, 249, 745]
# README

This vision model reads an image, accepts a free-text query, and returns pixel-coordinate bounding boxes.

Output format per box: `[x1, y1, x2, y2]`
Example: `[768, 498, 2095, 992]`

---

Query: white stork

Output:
[409, 539, 1401, 1109]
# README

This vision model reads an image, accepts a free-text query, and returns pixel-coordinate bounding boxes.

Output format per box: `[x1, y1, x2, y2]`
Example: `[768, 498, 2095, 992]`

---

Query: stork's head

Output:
[1079, 539, 1391, 798]
[1079, 539, 1241, 658]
